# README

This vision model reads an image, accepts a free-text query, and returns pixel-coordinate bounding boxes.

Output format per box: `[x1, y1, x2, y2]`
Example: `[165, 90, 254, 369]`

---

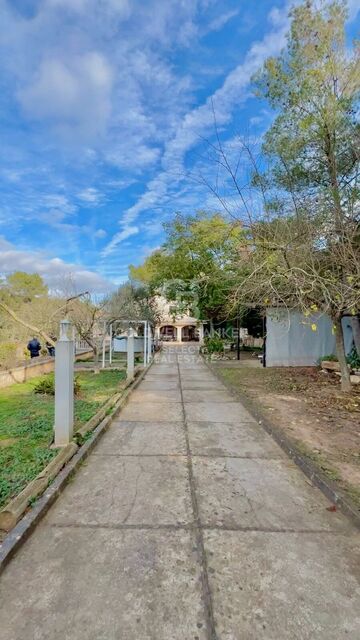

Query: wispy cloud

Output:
[101, 225, 139, 257]
[1, 0, 358, 282]
[347, 0, 360, 20]
[102, 7, 290, 255]
[207, 9, 239, 33]
[77, 187, 104, 205]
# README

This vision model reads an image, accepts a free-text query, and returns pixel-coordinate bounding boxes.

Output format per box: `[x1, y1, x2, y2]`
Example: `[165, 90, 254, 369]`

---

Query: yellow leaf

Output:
[311, 323, 317, 332]
[303, 310, 310, 317]
[310, 304, 318, 311]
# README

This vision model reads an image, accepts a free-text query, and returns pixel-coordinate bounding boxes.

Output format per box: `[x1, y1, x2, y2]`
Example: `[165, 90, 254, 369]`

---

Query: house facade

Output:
[155, 298, 205, 343]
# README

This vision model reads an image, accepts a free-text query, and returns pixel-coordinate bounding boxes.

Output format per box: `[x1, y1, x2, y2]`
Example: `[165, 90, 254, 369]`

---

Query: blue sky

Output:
[0, 0, 359, 293]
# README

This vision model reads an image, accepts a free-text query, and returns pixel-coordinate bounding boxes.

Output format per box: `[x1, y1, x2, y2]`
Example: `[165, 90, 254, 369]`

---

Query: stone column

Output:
[147, 325, 152, 363]
[127, 328, 135, 380]
[198, 323, 204, 343]
[54, 319, 74, 447]
[176, 326, 182, 342]
[109, 323, 113, 365]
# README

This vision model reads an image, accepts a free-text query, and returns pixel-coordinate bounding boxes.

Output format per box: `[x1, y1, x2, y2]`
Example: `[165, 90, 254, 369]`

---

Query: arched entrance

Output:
[181, 325, 199, 342]
[160, 325, 176, 341]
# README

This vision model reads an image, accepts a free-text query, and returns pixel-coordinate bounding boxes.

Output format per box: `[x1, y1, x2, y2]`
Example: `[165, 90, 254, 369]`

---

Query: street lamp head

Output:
[59, 318, 72, 341]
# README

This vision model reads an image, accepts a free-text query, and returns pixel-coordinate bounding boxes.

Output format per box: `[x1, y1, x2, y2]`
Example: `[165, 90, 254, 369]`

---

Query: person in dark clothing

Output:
[27, 337, 41, 358]
[46, 340, 55, 357]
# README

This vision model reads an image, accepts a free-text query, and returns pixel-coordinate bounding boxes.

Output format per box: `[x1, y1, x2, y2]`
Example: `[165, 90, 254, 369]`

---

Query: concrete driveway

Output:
[0, 344, 359, 639]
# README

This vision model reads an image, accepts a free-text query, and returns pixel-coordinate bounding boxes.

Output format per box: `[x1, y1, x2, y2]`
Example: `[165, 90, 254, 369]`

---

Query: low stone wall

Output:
[0, 351, 93, 389]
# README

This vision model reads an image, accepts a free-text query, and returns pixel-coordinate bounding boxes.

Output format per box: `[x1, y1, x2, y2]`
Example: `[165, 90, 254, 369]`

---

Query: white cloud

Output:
[207, 10, 239, 32]
[2, 0, 200, 161]
[77, 188, 103, 205]
[249, 116, 262, 126]
[18, 52, 113, 141]
[94, 228, 107, 238]
[347, 0, 360, 20]
[3, 0, 356, 277]
[108, 11, 289, 239]
[101, 225, 139, 257]
[0, 236, 113, 293]
[48, 0, 131, 18]
[42, 194, 77, 215]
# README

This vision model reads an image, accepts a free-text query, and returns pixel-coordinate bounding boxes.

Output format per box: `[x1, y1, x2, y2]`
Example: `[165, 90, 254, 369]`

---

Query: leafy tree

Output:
[235, 0, 360, 391]
[0, 272, 56, 348]
[256, 0, 360, 390]
[0, 272, 99, 360]
[254, 0, 359, 215]
[131, 212, 244, 322]
[5, 272, 48, 301]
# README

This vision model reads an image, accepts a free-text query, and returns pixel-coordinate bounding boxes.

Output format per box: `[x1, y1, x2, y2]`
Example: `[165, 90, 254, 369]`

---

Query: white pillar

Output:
[198, 323, 204, 343]
[109, 323, 113, 365]
[176, 326, 182, 342]
[127, 328, 135, 380]
[102, 337, 106, 369]
[72, 326, 76, 361]
[54, 319, 74, 447]
[147, 325, 152, 363]
[144, 321, 148, 365]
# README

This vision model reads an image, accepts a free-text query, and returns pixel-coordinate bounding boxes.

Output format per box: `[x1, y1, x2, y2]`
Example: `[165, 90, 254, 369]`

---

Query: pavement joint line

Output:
[90, 453, 284, 460]
[48, 522, 196, 531]
[91, 453, 187, 457]
[180, 419, 258, 425]
[44, 522, 354, 535]
[177, 356, 218, 640]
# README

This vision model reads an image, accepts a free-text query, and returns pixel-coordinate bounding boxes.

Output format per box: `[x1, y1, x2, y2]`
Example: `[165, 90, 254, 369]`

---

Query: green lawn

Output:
[0, 370, 125, 510]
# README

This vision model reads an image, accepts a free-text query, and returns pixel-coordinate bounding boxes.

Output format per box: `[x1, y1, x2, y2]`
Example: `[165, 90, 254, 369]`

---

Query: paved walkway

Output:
[1, 345, 359, 639]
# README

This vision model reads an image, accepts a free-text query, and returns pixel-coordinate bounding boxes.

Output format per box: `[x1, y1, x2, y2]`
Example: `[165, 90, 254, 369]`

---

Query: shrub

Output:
[319, 354, 338, 362]
[34, 373, 81, 395]
[74, 375, 81, 395]
[0, 342, 18, 369]
[347, 346, 360, 370]
[203, 335, 225, 354]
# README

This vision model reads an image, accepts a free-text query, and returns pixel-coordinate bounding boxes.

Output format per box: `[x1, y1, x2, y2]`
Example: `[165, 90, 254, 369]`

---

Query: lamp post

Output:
[54, 318, 74, 447]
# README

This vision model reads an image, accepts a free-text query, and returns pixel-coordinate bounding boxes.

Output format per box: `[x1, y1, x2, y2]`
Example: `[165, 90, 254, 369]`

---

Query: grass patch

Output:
[0, 369, 125, 510]
[77, 352, 143, 366]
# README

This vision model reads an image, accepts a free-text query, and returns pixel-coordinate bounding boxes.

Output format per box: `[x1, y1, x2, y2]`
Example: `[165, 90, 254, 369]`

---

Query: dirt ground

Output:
[215, 360, 360, 510]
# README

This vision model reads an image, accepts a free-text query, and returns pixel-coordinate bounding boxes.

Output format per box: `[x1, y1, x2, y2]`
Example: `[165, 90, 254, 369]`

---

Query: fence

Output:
[0, 349, 93, 389]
